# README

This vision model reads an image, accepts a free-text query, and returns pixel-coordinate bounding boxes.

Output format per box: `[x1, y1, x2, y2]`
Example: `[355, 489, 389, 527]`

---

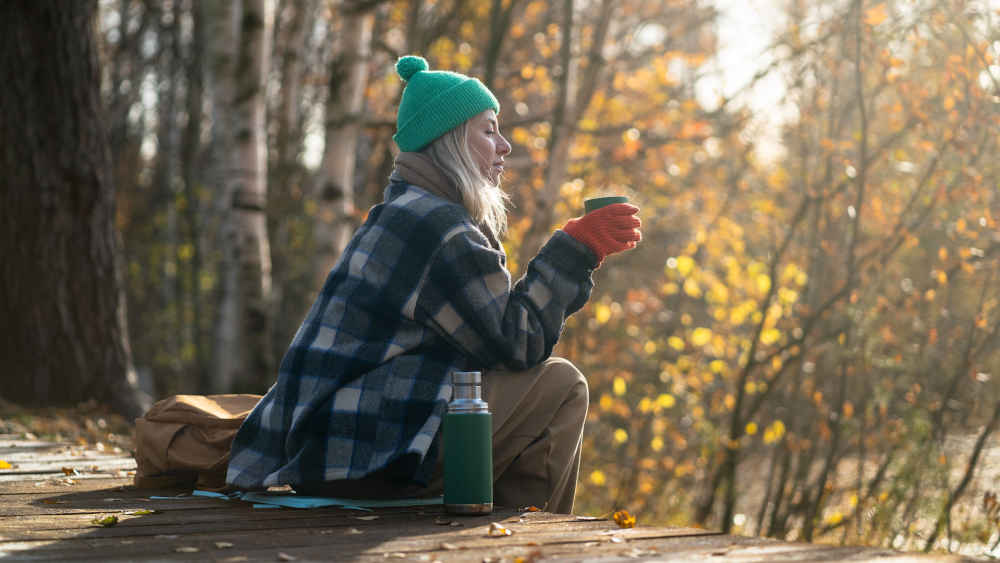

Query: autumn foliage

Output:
[99, 0, 998, 555]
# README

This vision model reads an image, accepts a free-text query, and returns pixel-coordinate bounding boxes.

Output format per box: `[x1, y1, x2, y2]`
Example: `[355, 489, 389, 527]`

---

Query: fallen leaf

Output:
[277, 553, 297, 561]
[613, 509, 636, 528]
[518, 505, 542, 512]
[439, 542, 459, 550]
[215, 541, 234, 549]
[92, 515, 118, 527]
[0, 460, 11, 469]
[353, 515, 380, 521]
[346, 527, 364, 535]
[61, 467, 79, 476]
[609, 536, 625, 543]
[488, 522, 513, 537]
[175, 546, 200, 553]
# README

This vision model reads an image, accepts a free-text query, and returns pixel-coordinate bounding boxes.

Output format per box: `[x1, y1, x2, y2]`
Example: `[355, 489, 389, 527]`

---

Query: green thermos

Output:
[443, 370, 493, 514]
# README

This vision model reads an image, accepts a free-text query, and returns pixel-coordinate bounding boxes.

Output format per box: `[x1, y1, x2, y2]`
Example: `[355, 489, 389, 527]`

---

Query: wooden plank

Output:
[0, 457, 135, 476]
[0, 478, 135, 495]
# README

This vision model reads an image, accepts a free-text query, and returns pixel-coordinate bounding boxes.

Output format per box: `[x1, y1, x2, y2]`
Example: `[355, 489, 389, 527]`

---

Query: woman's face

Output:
[467, 109, 511, 185]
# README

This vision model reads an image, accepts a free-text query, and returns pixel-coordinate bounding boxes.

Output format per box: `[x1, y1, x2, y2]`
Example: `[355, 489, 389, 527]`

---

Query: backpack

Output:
[133, 394, 261, 491]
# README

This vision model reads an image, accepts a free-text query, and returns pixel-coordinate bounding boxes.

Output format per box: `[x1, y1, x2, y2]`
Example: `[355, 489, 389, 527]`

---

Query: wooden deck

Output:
[0, 437, 971, 562]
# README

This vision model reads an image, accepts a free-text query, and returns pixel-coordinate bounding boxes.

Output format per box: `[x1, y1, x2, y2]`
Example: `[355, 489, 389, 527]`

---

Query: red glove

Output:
[563, 203, 642, 264]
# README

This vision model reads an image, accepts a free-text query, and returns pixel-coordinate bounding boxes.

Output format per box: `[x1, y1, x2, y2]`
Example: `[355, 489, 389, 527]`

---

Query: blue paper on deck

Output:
[190, 489, 443, 510]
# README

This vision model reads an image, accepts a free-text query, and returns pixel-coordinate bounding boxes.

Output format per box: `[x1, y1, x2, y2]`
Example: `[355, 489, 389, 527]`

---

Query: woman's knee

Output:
[542, 357, 588, 407]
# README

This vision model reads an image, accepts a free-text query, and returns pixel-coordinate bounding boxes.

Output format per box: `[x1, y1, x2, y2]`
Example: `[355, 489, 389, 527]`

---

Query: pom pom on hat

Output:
[395, 55, 429, 81]
[392, 55, 500, 152]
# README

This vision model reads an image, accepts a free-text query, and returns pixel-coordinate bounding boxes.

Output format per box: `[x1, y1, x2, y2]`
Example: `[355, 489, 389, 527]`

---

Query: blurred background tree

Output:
[5, 0, 997, 555]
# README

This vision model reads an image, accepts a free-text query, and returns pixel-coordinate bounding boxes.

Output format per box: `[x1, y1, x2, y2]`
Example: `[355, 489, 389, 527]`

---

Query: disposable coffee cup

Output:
[584, 195, 629, 214]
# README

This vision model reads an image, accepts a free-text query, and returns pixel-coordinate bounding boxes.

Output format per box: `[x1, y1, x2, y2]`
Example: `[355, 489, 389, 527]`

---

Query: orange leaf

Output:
[613, 509, 637, 528]
[864, 3, 888, 26]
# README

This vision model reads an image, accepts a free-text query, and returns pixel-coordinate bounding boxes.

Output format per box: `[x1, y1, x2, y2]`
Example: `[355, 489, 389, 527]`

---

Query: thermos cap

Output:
[450, 371, 488, 412]
[452, 371, 482, 387]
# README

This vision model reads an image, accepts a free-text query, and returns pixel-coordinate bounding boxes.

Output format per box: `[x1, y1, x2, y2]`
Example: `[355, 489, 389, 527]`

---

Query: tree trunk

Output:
[313, 6, 375, 290]
[0, 0, 150, 418]
[181, 0, 208, 392]
[208, 0, 275, 393]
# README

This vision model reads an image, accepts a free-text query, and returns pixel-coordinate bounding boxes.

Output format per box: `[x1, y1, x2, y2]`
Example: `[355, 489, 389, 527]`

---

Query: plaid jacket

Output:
[226, 181, 597, 489]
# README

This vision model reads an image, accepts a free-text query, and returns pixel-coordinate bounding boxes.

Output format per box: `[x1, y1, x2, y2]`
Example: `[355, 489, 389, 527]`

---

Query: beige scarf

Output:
[392, 152, 463, 206]
[391, 152, 502, 251]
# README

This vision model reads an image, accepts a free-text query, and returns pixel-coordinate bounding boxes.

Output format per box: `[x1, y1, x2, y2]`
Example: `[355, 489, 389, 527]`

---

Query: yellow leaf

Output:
[0, 460, 11, 470]
[589, 470, 607, 486]
[691, 327, 712, 347]
[92, 515, 119, 527]
[638, 397, 653, 413]
[613, 377, 627, 396]
[599, 394, 613, 410]
[683, 278, 702, 297]
[656, 393, 676, 409]
[613, 509, 637, 528]
[668, 336, 685, 351]
[864, 3, 888, 26]
[595, 303, 612, 324]
[760, 328, 781, 345]
[651, 436, 664, 451]
[826, 511, 844, 525]
[644, 340, 657, 355]
[745, 422, 758, 435]
[676, 255, 695, 276]
[614, 428, 629, 443]
[756, 274, 771, 294]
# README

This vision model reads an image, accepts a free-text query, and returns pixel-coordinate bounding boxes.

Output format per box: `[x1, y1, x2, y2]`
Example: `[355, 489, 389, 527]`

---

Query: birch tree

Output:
[313, 2, 376, 289]
[207, 0, 275, 392]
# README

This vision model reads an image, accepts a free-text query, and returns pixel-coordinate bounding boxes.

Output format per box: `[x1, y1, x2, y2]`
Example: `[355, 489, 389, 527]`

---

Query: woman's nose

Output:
[498, 134, 512, 155]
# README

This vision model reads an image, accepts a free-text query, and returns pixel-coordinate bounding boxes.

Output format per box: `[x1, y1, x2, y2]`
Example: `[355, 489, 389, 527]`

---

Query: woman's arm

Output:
[414, 225, 597, 370]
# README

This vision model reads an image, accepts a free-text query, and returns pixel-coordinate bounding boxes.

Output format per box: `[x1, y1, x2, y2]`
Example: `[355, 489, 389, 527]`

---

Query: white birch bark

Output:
[312, 6, 375, 291]
[208, 0, 274, 392]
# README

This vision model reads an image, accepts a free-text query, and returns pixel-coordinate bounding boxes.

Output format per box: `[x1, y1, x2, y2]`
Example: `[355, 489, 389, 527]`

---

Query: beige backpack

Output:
[133, 394, 261, 491]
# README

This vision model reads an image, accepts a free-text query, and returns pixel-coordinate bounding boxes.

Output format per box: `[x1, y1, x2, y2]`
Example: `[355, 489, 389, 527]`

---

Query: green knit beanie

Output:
[393, 55, 500, 152]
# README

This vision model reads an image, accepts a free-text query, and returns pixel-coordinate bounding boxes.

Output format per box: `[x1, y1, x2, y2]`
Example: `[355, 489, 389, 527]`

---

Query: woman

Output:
[226, 56, 641, 514]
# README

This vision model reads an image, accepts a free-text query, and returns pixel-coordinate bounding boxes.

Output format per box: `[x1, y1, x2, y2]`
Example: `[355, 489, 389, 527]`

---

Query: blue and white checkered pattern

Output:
[226, 182, 598, 489]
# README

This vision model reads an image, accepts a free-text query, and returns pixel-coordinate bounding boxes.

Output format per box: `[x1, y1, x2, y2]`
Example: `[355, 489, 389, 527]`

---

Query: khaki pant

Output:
[302, 357, 589, 514]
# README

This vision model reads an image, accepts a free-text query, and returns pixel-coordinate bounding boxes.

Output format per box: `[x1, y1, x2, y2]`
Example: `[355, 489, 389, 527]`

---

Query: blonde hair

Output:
[423, 121, 509, 240]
